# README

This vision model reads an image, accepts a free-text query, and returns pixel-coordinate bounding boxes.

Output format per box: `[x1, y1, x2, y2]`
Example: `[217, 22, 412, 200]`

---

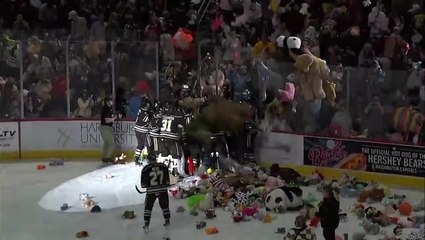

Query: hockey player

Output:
[140, 151, 171, 239]
[157, 102, 189, 176]
[134, 96, 152, 165]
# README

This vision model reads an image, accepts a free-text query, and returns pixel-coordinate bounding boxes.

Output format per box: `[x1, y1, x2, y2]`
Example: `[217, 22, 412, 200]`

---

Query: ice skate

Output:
[163, 221, 170, 240]
[143, 224, 149, 233]
[101, 158, 114, 164]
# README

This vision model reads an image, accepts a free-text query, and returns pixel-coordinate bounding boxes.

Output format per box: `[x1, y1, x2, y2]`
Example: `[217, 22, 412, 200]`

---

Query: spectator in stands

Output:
[74, 88, 94, 118]
[105, 12, 120, 40]
[38, 0, 57, 29]
[68, 10, 88, 40]
[13, 14, 30, 34]
[90, 14, 106, 41]
[365, 95, 385, 139]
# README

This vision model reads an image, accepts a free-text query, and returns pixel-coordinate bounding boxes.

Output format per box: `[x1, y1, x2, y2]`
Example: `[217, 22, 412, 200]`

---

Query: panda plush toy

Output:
[265, 185, 304, 212]
[276, 35, 303, 60]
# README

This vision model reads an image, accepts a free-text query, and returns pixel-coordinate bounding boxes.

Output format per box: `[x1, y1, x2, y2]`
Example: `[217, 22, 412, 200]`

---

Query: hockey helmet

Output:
[147, 151, 157, 162]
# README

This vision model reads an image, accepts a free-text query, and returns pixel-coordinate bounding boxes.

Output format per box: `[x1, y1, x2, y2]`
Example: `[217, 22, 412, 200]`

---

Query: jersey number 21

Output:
[149, 171, 164, 186]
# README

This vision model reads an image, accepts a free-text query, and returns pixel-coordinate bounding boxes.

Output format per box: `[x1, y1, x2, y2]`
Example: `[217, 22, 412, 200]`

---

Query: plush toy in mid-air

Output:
[277, 35, 336, 104]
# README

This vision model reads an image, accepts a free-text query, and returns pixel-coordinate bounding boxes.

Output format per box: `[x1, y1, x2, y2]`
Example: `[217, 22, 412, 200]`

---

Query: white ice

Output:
[1, 161, 424, 240]
[39, 163, 146, 212]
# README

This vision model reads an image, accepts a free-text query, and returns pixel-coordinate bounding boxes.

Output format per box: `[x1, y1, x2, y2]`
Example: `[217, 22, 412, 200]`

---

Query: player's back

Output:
[141, 162, 170, 194]
[134, 98, 152, 133]
[159, 109, 186, 140]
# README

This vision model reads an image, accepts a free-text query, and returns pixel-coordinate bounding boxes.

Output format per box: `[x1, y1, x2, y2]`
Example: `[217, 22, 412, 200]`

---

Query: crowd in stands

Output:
[0, 0, 424, 144]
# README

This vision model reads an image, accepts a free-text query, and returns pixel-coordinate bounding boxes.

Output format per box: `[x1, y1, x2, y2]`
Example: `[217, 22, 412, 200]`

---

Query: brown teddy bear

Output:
[292, 51, 336, 104]
[357, 187, 386, 203]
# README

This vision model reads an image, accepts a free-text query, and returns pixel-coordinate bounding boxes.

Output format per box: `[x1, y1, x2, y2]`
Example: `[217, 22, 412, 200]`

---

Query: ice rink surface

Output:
[0, 160, 424, 240]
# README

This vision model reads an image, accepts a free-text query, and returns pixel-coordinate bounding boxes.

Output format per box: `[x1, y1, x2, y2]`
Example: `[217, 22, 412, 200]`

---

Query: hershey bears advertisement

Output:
[303, 136, 425, 178]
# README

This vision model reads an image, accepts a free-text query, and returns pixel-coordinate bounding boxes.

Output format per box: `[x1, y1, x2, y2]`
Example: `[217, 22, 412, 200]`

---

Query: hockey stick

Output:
[135, 179, 184, 194]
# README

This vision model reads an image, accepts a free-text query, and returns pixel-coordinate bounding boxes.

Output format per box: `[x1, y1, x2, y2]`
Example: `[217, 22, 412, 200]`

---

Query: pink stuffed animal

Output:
[278, 82, 296, 103]
[265, 176, 284, 194]
[243, 207, 258, 217]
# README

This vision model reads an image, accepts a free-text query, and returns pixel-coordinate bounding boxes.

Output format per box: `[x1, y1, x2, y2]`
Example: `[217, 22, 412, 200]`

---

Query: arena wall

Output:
[1, 119, 424, 189]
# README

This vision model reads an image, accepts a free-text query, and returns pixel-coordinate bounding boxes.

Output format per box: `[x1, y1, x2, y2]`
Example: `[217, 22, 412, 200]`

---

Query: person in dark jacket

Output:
[318, 184, 340, 240]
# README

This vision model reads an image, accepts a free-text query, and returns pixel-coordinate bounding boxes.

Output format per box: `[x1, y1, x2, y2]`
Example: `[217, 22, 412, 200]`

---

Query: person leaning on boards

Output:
[100, 97, 121, 163]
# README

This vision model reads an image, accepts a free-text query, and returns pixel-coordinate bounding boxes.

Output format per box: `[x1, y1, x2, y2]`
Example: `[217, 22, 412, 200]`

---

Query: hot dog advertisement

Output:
[303, 136, 425, 177]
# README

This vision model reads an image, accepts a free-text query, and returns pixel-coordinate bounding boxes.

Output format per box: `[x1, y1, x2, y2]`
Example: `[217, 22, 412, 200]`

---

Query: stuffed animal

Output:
[198, 179, 214, 194]
[265, 176, 285, 194]
[277, 34, 336, 104]
[269, 164, 301, 182]
[407, 229, 425, 240]
[229, 190, 250, 209]
[300, 204, 318, 220]
[399, 201, 413, 216]
[408, 215, 425, 224]
[82, 197, 95, 208]
[309, 216, 320, 227]
[413, 199, 425, 212]
[350, 203, 365, 219]
[357, 186, 386, 203]
[382, 195, 406, 206]
[372, 211, 392, 226]
[396, 218, 421, 228]
[340, 185, 361, 198]
[265, 185, 304, 212]
[361, 220, 381, 235]
[205, 227, 219, 234]
[285, 215, 317, 240]
[352, 232, 366, 240]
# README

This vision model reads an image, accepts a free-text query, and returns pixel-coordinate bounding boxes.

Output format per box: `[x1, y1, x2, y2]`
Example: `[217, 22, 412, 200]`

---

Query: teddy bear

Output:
[357, 186, 386, 203]
[269, 164, 301, 182]
[292, 52, 336, 103]
[198, 179, 214, 194]
[82, 196, 95, 208]
[265, 176, 284, 195]
[276, 35, 336, 104]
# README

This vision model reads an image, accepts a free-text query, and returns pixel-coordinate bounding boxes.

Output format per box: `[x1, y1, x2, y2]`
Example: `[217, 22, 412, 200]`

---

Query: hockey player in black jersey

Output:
[140, 152, 171, 239]
[134, 96, 153, 165]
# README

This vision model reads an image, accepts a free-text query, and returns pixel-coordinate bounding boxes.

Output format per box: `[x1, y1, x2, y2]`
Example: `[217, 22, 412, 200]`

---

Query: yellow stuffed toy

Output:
[292, 52, 336, 103]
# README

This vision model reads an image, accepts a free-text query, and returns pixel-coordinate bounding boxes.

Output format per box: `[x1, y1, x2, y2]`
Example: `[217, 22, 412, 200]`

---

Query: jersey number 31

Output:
[160, 119, 173, 132]
[149, 171, 164, 186]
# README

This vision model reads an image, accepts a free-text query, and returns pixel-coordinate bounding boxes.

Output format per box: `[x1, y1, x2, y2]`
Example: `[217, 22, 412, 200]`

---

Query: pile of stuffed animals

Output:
[168, 164, 424, 240]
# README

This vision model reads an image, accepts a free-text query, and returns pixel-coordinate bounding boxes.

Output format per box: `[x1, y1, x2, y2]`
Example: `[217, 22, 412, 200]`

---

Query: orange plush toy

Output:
[205, 227, 219, 234]
[398, 201, 413, 216]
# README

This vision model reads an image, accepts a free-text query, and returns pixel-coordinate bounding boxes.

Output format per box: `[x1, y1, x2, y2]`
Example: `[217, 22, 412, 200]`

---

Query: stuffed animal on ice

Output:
[285, 215, 317, 240]
[269, 164, 302, 182]
[357, 185, 386, 203]
[276, 35, 336, 104]
[265, 185, 304, 212]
